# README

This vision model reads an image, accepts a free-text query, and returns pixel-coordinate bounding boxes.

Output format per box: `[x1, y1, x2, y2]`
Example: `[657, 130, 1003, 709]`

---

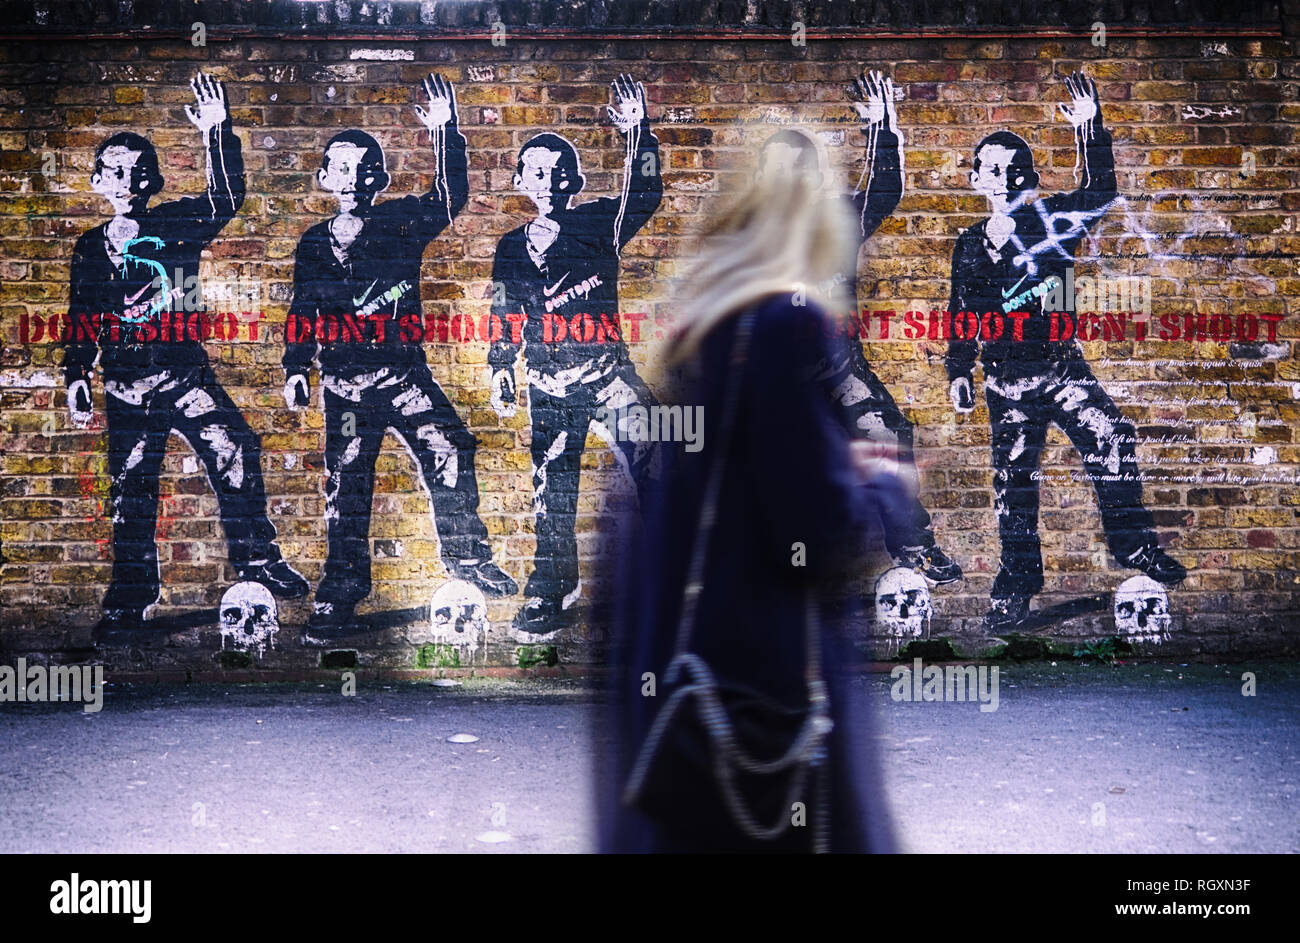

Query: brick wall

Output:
[1, 31, 1297, 669]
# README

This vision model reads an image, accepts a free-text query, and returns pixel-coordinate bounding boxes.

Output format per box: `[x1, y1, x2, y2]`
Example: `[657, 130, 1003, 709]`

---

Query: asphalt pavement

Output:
[0, 662, 1295, 853]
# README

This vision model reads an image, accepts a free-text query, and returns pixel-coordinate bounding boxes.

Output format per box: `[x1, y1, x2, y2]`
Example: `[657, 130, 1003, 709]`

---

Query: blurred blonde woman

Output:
[600, 166, 908, 854]
[668, 165, 854, 361]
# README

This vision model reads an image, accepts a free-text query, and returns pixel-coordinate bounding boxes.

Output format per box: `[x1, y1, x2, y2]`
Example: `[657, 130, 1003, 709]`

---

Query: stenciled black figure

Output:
[283, 74, 516, 639]
[488, 73, 663, 636]
[65, 72, 307, 640]
[756, 70, 962, 586]
[944, 71, 1185, 630]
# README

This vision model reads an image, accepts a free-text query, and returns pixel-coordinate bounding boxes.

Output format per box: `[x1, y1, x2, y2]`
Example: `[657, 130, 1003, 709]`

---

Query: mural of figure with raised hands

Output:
[944, 71, 1185, 631]
[283, 73, 516, 641]
[65, 72, 307, 641]
[488, 73, 663, 637]
[755, 69, 963, 589]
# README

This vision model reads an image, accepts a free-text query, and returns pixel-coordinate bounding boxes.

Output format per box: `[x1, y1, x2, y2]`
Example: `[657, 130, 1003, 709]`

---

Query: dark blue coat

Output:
[599, 292, 905, 853]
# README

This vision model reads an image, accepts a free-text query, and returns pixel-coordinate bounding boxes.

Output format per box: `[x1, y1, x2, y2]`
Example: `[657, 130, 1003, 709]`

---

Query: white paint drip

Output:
[832, 374, 870, 408]
[594, 375, 638, 411]
[323, 437, 362, 524]
[1053, 383, 1090, 413]
[1077, 406, 1121, 474]
[1182, 104, 1240, 120]
[855, 411, 892, 441]
[339, 437, 363, 467]
[986, 373, 1049, 401]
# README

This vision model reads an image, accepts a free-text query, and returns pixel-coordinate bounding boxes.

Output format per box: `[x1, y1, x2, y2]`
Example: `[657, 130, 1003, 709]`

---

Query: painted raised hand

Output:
[1059, 71, 1100, 129]
[67, 379, 93, 428]
[607, 73, 646, 134]
[414, 73, 457, 131]
[852, 69, 898, 132]
[949, 376, 976, 415]
[185, 71, 228, 133]
[283, 375, 309, 412]
[490, 368, 517, 419]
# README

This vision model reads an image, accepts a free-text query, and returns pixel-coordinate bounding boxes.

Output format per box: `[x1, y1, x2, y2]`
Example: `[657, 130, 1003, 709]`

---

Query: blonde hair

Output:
[666, 169, 858, 364]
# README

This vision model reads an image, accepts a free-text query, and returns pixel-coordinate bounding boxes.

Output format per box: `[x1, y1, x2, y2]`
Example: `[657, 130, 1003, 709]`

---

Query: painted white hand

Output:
[1059, 71, 1099, 128]
[414, 73, 456, 131]
[606, 73, 646, 133]
[986, 212, 1015, 250]
[185, 71, 228, 133]
[852, 69, 889, 126]
[68, 379, 93, 428]
[284, 375, 308, 411]
[490, 368, 516, 419]
[950, 376, 976, 414]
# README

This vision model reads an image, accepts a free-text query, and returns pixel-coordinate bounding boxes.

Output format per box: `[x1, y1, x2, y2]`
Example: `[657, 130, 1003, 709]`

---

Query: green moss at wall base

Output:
[217, 650, 253, 669]
[516, 645, 559, 669]
[415, 643, 461, 669]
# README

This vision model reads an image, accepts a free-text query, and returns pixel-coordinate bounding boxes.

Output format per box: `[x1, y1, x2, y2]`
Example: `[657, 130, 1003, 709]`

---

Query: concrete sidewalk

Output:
[0, 662, 1295, 853]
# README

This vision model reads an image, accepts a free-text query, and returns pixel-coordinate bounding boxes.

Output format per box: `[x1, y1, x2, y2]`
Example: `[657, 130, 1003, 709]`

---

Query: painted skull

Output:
[430, 580, 488, 653]
[874, 567, 932, 638]
[218, 581, 278, 653]
[1113, 575, 1170, 643]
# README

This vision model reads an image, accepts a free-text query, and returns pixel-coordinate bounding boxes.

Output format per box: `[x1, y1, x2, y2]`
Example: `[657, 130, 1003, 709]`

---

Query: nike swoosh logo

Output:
[124, 283, 153, 306]
[542, 274, 570, 298]
[1001, 274, 1031, 299]
[352, 278, 379, 308]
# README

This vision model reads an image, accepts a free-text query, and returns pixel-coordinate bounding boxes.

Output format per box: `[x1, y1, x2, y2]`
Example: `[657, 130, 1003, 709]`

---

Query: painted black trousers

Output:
[103, 366, 278, 610]
[828, 361, 937, 557]
[318, 364, 492, 606]
[525, 361, 659, 602]
[984, 356, 1157, 598]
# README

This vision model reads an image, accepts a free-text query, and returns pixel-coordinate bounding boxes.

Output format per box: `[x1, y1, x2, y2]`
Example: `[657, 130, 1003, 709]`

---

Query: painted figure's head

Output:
[514, 133, 584, 216]
[756, 129, 824, 190]
[970, 130, 1039, 214]
[319, 130, 390, 214]
[91, 132, 163, 216]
